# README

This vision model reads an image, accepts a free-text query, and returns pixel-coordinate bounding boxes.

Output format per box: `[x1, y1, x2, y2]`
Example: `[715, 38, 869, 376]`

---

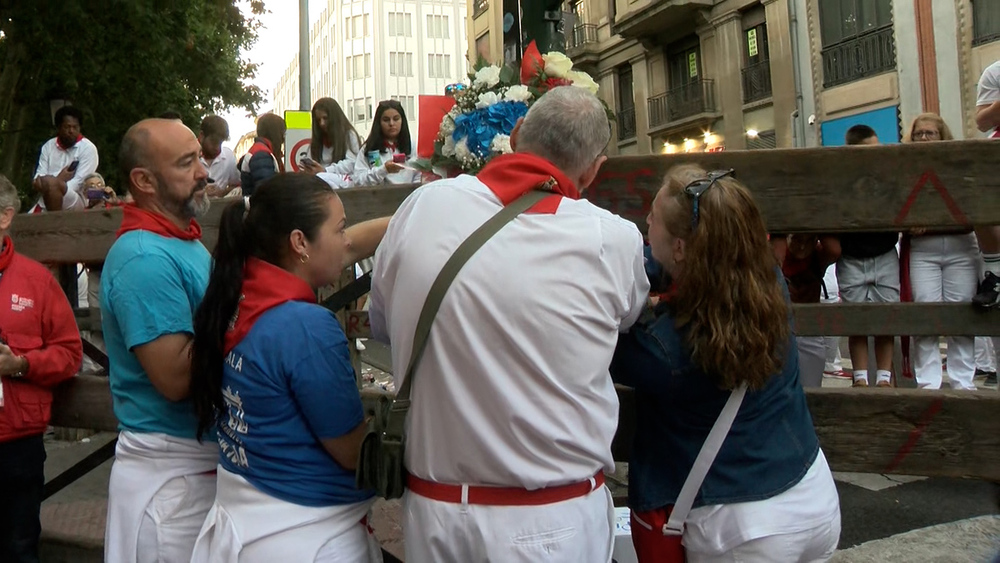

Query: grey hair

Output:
[84, 172, 104, 185]
[0, 174, 21, 214]
[516, 86, 610, 179]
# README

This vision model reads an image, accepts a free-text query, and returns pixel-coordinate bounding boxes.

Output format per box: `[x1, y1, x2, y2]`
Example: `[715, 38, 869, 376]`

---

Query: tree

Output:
[0, 0, 266, 202]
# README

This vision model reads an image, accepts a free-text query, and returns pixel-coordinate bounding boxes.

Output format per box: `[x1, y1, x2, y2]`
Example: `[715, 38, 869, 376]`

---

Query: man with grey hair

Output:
[369, 86, 649, 561]
[0, 173, 82, 563]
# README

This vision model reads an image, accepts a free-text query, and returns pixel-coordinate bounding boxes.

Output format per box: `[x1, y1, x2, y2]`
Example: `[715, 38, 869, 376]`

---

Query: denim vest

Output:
[610, 282, 819, 512]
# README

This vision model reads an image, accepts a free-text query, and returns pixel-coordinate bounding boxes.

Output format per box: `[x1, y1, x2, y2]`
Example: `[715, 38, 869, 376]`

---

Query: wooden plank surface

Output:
[9, 185, 419, 264]
[12, 140, 1000, 263]
[343, 303, 1000, 340]
[50, 375, 118, 433]
[50, 377, 1000, 480]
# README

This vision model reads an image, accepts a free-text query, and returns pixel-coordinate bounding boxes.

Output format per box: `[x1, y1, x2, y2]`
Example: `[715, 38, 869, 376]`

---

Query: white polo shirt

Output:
[201, 147, 241, 195]
[369, 174, 650, 490]
[31, 136, 99, 212]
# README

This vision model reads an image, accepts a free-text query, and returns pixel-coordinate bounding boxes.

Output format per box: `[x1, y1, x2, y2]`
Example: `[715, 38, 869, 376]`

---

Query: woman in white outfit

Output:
[904, 114, 980, 390]
[351, 100, 421, 186]
[189, 174, 390, 562]
[301, 98, 363, 187]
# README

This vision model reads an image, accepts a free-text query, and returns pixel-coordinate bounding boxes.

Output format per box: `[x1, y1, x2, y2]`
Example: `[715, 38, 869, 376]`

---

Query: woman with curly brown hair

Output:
[611, 165, 840, 562]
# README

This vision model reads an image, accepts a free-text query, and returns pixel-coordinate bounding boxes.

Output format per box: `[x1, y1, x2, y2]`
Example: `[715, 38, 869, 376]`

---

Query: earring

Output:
[300, 253, 310, 263]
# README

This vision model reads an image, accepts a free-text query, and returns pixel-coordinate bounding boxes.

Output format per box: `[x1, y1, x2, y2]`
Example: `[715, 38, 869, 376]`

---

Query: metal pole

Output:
[299, 0, 311, 111]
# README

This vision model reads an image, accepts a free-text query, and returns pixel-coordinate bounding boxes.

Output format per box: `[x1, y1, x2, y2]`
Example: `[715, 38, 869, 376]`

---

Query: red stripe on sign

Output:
[883, 397, 944, 474]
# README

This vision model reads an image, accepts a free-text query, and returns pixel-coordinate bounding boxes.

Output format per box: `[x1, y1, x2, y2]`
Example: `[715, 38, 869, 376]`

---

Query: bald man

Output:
[101, 119, 216, 563]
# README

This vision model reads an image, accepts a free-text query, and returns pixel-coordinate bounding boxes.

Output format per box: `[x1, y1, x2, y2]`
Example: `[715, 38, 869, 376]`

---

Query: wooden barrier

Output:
[48, 375, 1000, 481]
[22, 142, 1000, 483]
[12, 141, 1000, 262]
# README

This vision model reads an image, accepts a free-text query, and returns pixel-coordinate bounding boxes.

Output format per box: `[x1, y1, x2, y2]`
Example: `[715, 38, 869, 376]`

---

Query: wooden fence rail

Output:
[21, 141, 1000, 482]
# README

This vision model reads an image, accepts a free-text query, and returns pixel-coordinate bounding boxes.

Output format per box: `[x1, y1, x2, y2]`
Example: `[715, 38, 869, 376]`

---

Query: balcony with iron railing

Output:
[647, 79, 718, 130]
[617, 107, 637, 141]
[741, 60, 772, 104]
[569, 24, 598, 49]
[821, 26, 896, 88]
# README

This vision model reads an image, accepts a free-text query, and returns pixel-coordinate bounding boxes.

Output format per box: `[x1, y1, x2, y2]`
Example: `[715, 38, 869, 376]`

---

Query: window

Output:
[820, 0, 892, 47]
[390, 52, 414, 77]
[668, 45, 701, 88]
[391, 95, 416, 116]
[819, 0, 895, 87]
[616, 65, 636, 140]
[742, 6, 771, 103]
[428, 54, 451, 78]
[345, 14, 370, 39]
[389, 12, 413, 37]
[427, 15, 450, 39]
[347, 54, 371, 80]
[473, 0, 489, 18]
[973, 0, 1000, 45]
[476, 33, 491, 61]
[352, 99, 366, 123]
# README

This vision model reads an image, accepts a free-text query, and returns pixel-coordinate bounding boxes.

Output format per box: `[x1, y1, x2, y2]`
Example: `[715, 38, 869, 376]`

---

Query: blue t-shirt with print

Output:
[101, 230, 211, 440]
[217, 301, 373, 507]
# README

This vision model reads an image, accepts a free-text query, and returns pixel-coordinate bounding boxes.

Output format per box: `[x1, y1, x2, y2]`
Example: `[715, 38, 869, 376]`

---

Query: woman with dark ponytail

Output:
[189, 173, 390, 562]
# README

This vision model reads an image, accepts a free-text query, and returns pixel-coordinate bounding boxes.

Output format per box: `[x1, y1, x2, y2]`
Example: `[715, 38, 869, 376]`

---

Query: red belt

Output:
[406, 472, 605, 506]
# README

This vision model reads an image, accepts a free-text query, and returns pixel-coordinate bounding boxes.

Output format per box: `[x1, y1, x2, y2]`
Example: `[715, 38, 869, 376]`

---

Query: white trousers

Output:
[135, 473, 216, 563]
[687, 517, 839, 563]
[975, 337, 996, 372]
[909, 234, 979, 390]
[796, 336, 826, 388]
[403, 485, 614, 563]
[820, 267, 843, 372]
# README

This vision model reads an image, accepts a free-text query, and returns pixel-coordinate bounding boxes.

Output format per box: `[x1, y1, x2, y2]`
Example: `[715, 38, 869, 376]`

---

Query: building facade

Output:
[466, 0, 1000, 153]
[274, 0, 469, 142]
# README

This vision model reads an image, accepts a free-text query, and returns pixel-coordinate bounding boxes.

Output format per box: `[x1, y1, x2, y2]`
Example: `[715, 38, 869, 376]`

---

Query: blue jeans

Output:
[0, 434, 45, 563]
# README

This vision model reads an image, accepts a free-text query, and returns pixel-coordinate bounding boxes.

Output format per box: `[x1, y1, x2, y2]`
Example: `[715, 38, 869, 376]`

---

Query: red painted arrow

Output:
[894, 170, 970, 227]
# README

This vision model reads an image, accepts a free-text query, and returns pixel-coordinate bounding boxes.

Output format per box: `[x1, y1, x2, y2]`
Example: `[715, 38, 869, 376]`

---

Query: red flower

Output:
[543, 77, 574, 90]
[521, 41, 544, 84]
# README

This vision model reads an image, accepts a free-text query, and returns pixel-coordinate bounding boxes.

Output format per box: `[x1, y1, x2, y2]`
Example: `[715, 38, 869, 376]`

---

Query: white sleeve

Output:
[978, 64, 1000, 107]
[350, 148, 388, 187]
[66, 142, 100, 197]
[227, 150, 242, 187]
[33, 142, 52, 180]
[618, 224, 651, 331]
[326, 133, 361, 176]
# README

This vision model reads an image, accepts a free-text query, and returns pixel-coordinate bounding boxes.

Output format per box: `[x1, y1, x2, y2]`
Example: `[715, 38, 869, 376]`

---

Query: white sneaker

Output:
[356, 339, 366, 351]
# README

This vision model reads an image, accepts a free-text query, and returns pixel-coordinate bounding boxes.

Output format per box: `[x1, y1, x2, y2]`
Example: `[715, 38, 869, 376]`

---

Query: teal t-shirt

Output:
[101, 230, 211, 439]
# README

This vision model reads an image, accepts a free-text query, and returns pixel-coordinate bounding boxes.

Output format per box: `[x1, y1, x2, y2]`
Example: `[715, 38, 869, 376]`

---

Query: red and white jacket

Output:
[0, 236, 82, 442]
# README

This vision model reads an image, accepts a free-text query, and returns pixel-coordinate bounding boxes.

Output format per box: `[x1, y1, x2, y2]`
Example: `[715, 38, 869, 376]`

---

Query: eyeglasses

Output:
[912, 129, 941, 140]
[683, 169, 735, 230]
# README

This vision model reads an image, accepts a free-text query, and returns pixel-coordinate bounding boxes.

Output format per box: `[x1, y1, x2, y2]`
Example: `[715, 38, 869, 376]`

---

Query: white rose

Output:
[440, 115, 456, 136]
[455, 137, 473, 161]
[542, 51, 574, 78]
[475, 91, 501, 108]
[490, 134, 513, 155]
[474, 65, 502, 87]
[504, 85, 532, 103]
[442, 135, 457, 157]
[567, 70, 600, 95]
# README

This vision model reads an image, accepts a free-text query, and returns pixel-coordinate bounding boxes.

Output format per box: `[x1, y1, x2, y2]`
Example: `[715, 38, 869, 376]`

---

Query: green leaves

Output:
[0, 0, 264, 202]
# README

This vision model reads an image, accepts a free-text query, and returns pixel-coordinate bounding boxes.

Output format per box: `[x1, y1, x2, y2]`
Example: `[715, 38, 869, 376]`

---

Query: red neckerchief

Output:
[224, 258, 316, 353]
[0, 236, 15, 272]
[384, 141, 397, 153]
[56, 135, 84, 151]
[476, 153, 579, 214]
[116, 204, 202, 240]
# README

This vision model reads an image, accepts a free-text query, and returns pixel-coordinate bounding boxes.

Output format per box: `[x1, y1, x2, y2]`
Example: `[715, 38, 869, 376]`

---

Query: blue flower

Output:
[452, 101, 529, 158]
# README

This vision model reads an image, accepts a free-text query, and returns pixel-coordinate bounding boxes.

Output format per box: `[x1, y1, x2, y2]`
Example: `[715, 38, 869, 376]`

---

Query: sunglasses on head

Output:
[683, 169, 735, 230]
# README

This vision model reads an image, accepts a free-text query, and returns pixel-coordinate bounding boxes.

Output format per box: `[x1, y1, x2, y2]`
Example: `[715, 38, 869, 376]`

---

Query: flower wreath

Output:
[418, 41, 612, 176]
